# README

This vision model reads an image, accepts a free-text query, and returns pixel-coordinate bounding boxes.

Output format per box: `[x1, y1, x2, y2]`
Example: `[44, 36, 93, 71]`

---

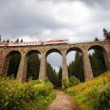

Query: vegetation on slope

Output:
[65, 71, 110, 110]
[0, 76, 55, 110]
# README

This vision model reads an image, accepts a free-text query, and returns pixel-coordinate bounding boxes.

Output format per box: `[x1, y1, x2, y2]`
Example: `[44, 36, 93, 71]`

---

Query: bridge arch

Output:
[25, 50, 41, 81]
[66, 47, 84, 82]
[66, 47, 83, 55]
[88, 45, 107, 51]
[88, 45, 109, 76]
[46, 48, 62, 87]
[26, 50, 41, 57]
[3, 50, 21, 78]
[46, 48, 62, 57]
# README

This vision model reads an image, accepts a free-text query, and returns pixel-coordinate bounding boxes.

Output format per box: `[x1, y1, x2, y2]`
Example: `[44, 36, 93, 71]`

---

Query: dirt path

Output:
[45, 90, 76, 110]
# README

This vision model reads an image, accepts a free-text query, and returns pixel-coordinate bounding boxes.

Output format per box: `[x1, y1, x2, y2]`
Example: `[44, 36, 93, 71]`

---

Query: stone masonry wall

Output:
[0, 40, 110, 82]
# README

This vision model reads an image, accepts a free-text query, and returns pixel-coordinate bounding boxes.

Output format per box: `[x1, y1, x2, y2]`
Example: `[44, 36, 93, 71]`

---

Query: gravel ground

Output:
[45, 90, 76, 110]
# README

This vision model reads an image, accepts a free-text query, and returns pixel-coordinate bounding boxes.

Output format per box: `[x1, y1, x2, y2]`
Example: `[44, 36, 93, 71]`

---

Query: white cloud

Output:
[53, 1, 91, 25]
[53, 66, 59, 73]
[66, 51, 76, 65]
[47, 52, 62, 68]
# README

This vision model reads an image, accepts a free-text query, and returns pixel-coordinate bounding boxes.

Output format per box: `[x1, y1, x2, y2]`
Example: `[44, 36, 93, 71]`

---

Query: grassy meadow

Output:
[65, 71, 110, 110]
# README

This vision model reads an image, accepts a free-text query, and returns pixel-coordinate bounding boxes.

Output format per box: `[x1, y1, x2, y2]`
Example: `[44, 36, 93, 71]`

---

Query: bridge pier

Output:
[0, 49, 12, 76]
[106, 42, 110, 70]
[39, 53, 47, 81]
[0, 48, 5, 75]
[103, 50, 110, 70]
[17, 54, 27, 82]
[83, 51, 93, 81]
[62, 51, 68, 80]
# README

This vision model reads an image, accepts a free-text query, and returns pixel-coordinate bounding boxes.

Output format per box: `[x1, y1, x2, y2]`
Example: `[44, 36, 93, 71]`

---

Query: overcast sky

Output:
[0, 0, 110, 42]
[0, 0, 110, 71]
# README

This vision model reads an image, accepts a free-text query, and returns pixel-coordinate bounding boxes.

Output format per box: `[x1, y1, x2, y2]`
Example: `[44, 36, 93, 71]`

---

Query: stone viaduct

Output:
[0, 40, 110, 82]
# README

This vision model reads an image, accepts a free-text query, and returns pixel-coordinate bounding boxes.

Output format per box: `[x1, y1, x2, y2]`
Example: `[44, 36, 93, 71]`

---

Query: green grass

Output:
[23, 91, 55, 110]
[65, 71, 110, 110]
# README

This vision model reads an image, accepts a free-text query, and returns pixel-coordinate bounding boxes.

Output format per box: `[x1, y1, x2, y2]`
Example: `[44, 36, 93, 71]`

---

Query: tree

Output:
[103, 28, 110, 40]
[47, 62, 58, 87]
[0, 35, 1, 42]
[73, 52, 84, 82]
[68, 51, 84, 82]
[6, 39, 10, 43]
[57, 66, 62, 87]
[89, 49, 106, 77]
[7, 53, 21, 78]
[68, 61, 74, 77]
[16, 38, 19, 42]
[94, 37, 99, 41]
[27, 53, 40, 80]
[20, 39, 23, 42]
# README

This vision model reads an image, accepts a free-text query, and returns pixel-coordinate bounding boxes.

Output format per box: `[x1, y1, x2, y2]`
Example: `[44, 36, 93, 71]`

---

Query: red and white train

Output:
[0, 39, 68, 47]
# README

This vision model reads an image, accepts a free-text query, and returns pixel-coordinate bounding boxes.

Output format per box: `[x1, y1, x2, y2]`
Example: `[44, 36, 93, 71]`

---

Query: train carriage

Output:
[0, 39, 68, 47]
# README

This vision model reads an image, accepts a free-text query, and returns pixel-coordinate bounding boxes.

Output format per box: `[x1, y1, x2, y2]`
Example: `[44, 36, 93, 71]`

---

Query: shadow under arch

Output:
[46, 48, 62, 87]
[66, 47, 84, 82]
[88, 45, 109, 76]
[25, 50, 41, 81]
[3, 50, 21, 78]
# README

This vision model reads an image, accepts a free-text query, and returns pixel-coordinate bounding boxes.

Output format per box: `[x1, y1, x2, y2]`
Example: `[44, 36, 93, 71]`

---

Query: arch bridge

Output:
[0, 40, 110, 82]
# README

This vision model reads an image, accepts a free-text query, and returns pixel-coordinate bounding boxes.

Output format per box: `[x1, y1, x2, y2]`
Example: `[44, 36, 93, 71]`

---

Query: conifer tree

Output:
[68, 51, 84, 82]
[16, 38, 19, 42]
[89, 49, 106, 77]
[57, 66, 62, 87]
[20, 39, 23, 42]
[94, 37, 99, 41]
[46, 62, 58, 87]
[27, 53, 40, 80]
[7, 53, 21, 78]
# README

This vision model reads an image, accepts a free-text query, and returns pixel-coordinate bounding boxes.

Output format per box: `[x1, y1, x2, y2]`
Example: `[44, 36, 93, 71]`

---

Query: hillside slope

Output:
[65, 71, 110, 110]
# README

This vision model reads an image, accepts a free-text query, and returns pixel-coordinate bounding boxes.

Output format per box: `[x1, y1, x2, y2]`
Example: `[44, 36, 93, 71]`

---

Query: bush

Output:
[62, 78, 70, 90]
[0, 76, 54, 110]
[0, 76, 25, 110]
[69, 76, 80, 86]
[62, 76, 80, 90]
[97, 83, 110, 110]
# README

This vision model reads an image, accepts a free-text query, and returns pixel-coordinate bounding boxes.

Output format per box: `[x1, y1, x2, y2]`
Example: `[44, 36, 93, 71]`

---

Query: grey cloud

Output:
[81, 0, 110, 9]
[0, 0, 67, 39]
[0, 0, 110, 42]
[37, 0, 110, 9]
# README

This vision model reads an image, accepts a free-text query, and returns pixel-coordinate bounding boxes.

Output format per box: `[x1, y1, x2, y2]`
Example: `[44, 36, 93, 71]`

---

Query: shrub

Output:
[0, 76, 54, 110]
[97, 82, 110, 110]
[62, 78, 70, 90]
[69, 76, 80, 86]
[0, 76, 25, 110]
